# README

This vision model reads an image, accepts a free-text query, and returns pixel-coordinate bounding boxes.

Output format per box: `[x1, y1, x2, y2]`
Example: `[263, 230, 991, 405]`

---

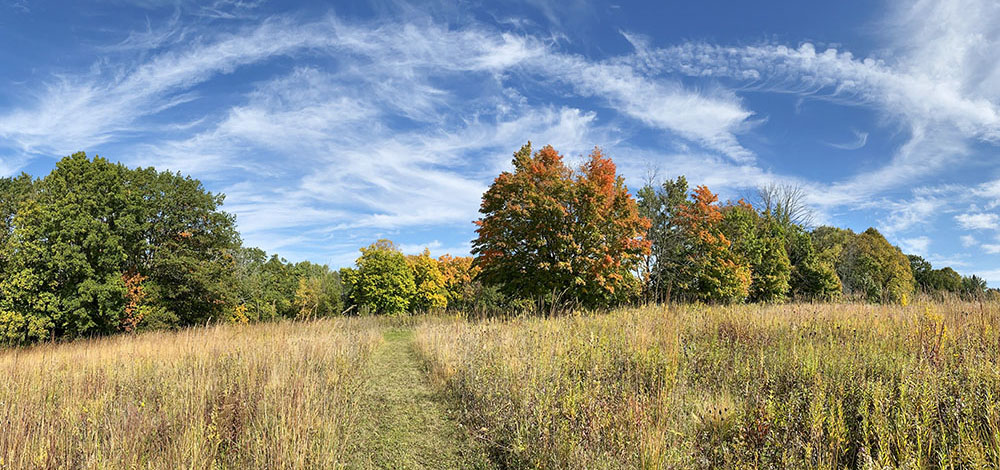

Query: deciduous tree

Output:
[675, 186, 751, 303]
[407, 249, 448, 312]
[0, 154, 129, 343]
[472, 143, 649, 312]
[721, 201, 791, 302]
[438, 254, 479, 310]
[0, 153, 241, 344]
[345, 240, 415, 315]
[840, 228, 914, 303]
[637, 176, 690, 302]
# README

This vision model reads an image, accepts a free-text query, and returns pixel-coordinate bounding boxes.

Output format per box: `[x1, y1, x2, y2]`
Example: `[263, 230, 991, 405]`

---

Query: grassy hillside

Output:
[416, 301, 1000, 469]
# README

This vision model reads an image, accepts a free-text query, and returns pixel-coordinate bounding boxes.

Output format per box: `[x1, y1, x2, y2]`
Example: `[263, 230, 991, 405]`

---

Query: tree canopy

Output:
[472, 143, 649, 312]
[343, 240, 416, 315]
[0, 153, 241, 344]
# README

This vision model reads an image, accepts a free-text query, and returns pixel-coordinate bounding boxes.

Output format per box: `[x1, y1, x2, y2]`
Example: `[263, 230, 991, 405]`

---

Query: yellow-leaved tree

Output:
[407, 249, 448, 312]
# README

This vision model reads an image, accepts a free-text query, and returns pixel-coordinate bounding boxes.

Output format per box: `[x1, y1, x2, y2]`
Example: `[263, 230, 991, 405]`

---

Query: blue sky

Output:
[2, 0, 1000, 285]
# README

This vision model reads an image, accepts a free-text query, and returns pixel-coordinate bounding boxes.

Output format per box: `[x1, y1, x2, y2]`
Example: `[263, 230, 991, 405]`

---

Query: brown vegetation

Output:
[416, 300, 1000, 469]
[0, 318, 381, 468]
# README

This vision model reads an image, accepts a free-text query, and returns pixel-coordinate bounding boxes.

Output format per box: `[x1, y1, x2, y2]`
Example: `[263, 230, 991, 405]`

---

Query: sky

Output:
[1, 0, 1000, 285]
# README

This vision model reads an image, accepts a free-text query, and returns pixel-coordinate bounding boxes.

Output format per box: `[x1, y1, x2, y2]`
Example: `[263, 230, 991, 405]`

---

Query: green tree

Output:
[121, 166, 240, 326]
[721, 201, 791, 302]
[0, 154, 129, 343]
[930, 267, 963, 293]
[291, 261, 343, 316]
[0, 173, 33, 248]
[346, 240, 415, 315]
[0, 173, 35, 291]
[961, 275, 988, 299]
[786, 226, 841, 300]
[674, 186, 751, 303]
[909, 255, 963, 294]
[795, 259, 842, 301]
[637, 176, 690, 303]
[0, 153, 241, 344]
[908, 254, 933, 290]
[839, 228, 914, 303]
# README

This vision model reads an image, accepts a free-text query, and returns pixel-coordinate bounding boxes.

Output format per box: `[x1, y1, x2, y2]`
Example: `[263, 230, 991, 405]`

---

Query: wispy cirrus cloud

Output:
[956, 212, 1000, 230]
[0, 16, 338, 156]
[616, 0, 1000, 209]
[824, 129, 869, 150]
[2, 0, 1000, 281]
[0, 9, 761, 259]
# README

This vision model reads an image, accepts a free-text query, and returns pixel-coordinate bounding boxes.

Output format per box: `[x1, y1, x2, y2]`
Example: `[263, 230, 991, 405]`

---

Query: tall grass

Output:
[0, 318, 382, 469]
[415, 301, 1000, 469]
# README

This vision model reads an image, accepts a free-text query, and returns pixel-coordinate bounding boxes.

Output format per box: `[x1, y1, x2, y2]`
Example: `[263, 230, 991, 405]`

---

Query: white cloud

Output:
[955, 212, 1000, 230]
[396, 240, 473, 258]
[545, 51, 757, 162]
[40, 13, 751, 258]
[962, 234, 978, 247]
[4, 1, 1000, 274]
[879, 195, 943, 235]
[974, 178, 1000, 209]
[983, 244, 1000, 254]
[899, 236, 931, 255]
[976, 268, 1000, 284]
[0, 17, 341, 157]
[825, 129, 869, 150]
[614, 0, 1000, 207]
[171, 67, 607, 255]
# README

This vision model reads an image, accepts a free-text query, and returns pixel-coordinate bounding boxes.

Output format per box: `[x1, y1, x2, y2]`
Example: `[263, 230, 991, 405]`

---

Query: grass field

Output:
[0, 318, 382, 468]
[4, 301, 1000, 469]
[416, 301, 1000, 469]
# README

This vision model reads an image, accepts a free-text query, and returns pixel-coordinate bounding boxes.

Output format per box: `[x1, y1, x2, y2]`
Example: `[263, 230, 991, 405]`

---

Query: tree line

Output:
[469, 143, 995, 312]
[0, 153, 344, 345]
[0, 148, 994, 344]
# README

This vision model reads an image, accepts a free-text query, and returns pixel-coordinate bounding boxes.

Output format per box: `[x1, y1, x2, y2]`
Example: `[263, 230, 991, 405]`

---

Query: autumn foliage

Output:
[472, 143, 650, 310]
[437, 254, 479, 309]
[675, 186, 751, 302]
[120, 271, 148, 332]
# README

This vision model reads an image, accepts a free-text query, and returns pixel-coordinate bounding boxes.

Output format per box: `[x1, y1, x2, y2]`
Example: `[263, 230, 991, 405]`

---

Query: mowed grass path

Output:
[350, 328, 494, 470]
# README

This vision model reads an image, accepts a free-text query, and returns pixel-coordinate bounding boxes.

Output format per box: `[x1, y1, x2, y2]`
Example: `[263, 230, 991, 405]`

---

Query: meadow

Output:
[416, 300, 1000, 469]
[0, 318, 382, 469]
[4, 300, 1000, 469]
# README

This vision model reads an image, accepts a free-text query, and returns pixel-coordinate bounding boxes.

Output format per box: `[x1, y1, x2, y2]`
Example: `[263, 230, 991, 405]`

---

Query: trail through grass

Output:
[351, 327, 494, 469]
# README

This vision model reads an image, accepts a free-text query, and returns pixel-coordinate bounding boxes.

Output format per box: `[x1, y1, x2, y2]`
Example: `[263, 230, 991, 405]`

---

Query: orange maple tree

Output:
[675, 185, 751, 302]
[437, 254, 479, 308]
[472, 143, 650, 310]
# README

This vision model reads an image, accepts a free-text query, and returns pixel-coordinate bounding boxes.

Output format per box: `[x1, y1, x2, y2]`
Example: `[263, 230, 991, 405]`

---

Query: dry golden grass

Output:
[415, 301, 1000, 469]
[0, 317, 382, 469]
